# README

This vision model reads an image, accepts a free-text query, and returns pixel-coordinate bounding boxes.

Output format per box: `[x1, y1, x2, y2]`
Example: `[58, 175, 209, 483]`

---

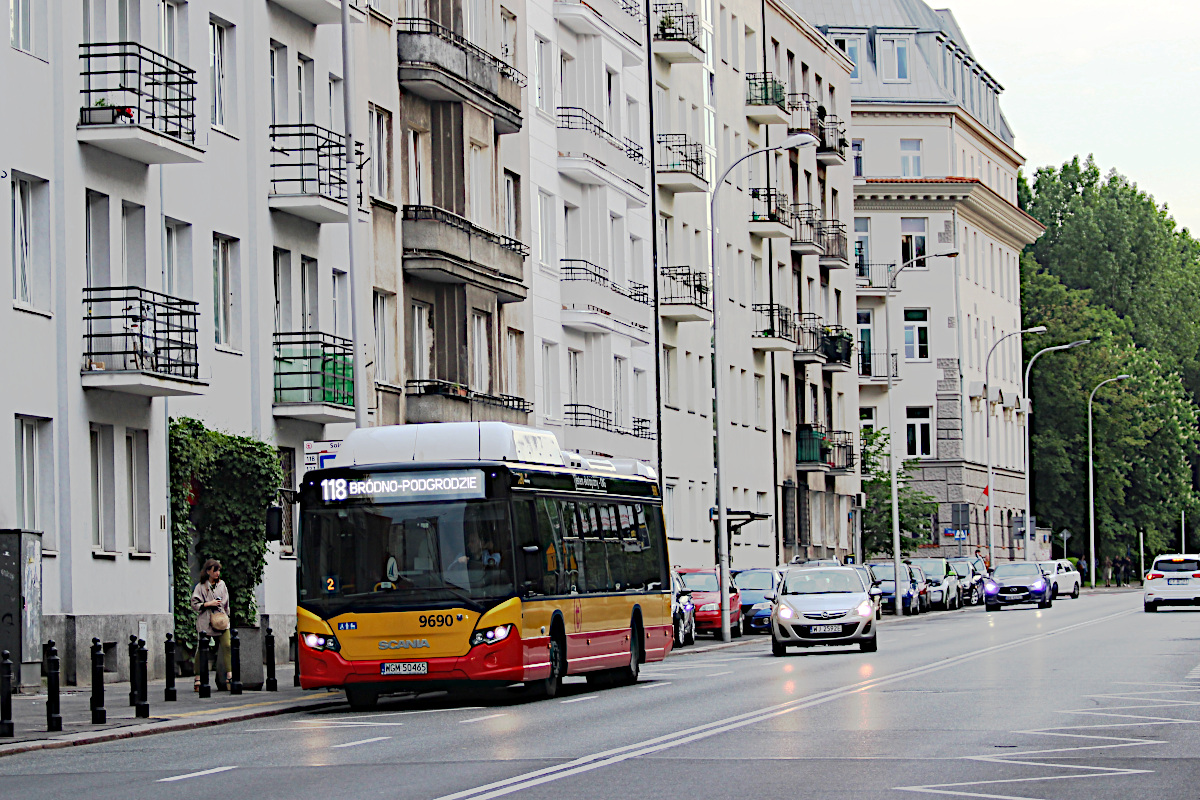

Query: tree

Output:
[859, 427, 938, 558]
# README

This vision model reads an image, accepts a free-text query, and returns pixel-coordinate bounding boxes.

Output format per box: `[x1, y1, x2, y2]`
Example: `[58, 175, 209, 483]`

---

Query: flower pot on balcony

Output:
[80, 105, 135, 126]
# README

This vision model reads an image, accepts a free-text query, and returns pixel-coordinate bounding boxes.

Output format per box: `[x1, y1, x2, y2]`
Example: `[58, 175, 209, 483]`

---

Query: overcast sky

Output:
[941, 0, 1200, 234]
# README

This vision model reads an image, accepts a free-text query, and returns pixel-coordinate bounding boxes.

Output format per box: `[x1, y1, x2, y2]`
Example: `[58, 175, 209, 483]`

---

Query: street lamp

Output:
[1022, 339, 1089, 560]
[984, 325, 1046, 568]
[883, 250, 957, 614]
[711, 131, 818, 642]
[1089, 374, 1132, 587]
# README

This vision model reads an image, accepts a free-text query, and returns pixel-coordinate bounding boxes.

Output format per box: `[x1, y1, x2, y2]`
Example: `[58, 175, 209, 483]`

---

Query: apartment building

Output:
[652, 0, 860, 568]
[791, 0, 1045, 560]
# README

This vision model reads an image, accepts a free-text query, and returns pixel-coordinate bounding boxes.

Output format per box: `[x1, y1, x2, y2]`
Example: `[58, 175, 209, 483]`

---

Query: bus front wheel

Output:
[345, 686, 379, 711]
[531, 638, 564, 698]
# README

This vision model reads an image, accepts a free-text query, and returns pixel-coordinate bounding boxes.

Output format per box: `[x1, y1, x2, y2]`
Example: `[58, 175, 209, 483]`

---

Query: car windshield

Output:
[680, 572, 719, 592]
[993, 563, 1041, 579]
[734, 571, 774, 591]
[910, 560, 944, 577]
[783, 570, 863, 594]
[1154, 559, 1200, 573]
[950, 562, 970, 578]
[868, 564, 898, 580]
[1037, 562, 1058, 573]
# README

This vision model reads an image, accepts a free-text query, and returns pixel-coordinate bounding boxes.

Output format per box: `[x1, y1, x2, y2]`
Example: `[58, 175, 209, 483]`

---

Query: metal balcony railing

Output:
[561, 259, 650, 305]
[791, 202, 821, 247]
[273, 331, 354, 407]
[651, 3, 700, 46]
[269, 123, 353, 202]
[565, 404, 654, 439]
[402, 205, 530, 257]
[750, 188, 791, 226]
[82, 286, 199, 378]
[820, 326, 854, 365]
[858, 351, 899, 378]
[660, 266, 711, 309]
[797, 422, 828, 464]
[396, 18, 527, 87]
[819, 220, 849, 262]
[855, 259, 893, 289]
[557, 107, 646, 166]
[794, 312, 824, 355]
[79, 42, 198, 144]
[752, 303, 797, 342]
[827, 430, 857, 471]
[746, 73, 787, 110]
[787, 92, 819, 136]
[405, 378, 533, 413]
[818, 116, 847, 158]
[655, 134, 706, 181]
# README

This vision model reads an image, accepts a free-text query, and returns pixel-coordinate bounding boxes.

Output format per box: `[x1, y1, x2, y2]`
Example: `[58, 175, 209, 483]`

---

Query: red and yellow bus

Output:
[296, 422, 672, 709]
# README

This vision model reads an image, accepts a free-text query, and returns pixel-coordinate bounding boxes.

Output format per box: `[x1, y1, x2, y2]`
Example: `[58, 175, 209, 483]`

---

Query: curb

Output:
[0, 694, 343, 759]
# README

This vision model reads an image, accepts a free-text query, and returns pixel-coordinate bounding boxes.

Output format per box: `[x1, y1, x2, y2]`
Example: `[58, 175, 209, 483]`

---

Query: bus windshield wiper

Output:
[426, 584, 485, 612]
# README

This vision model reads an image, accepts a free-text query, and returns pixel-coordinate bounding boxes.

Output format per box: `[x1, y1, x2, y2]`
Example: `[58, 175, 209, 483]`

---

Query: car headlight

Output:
[302, 633, 341, 653]
[699, 603, 719, 612]
[856, 600, 873, 618]
[777, 606, 795, 619]
[1030, 579, 1045, 591]
[752, 602, 772, 610]
[984, 580, 999, 595]
[469, 624, 513, 647]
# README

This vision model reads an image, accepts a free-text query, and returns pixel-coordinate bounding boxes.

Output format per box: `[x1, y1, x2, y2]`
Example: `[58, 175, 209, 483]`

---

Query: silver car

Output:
[769, 567, 882, 656]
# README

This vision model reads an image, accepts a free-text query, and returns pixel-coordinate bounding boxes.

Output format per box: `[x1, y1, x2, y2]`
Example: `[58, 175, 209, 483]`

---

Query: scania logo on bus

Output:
[378, 639, 432, 650]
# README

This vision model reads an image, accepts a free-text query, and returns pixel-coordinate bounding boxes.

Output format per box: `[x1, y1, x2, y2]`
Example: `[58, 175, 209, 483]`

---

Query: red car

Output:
[677, 568, 742, 638]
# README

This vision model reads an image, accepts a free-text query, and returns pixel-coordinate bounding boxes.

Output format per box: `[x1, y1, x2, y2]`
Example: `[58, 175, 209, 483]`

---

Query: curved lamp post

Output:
[1088, 374, 1132, 587]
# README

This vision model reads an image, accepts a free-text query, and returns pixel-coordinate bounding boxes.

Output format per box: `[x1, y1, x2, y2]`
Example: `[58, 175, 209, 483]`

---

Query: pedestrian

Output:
[1103, 556, 1113, 588]
[1078, 557, 1089, 585]
[1119, 556, 1130, 587]
[191, 558, 232, 692]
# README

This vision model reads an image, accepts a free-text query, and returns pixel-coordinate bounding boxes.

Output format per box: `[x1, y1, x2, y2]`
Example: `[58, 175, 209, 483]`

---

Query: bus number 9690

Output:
[418, 614, 455, 628]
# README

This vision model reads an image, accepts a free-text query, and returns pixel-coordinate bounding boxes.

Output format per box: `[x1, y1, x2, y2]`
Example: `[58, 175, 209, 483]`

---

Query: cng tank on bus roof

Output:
[331, 422, 567, 468]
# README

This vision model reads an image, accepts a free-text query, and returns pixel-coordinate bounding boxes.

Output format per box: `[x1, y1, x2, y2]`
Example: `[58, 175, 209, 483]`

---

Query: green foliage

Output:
[858, 427, 938, 558]
[168, 417, 283, 645]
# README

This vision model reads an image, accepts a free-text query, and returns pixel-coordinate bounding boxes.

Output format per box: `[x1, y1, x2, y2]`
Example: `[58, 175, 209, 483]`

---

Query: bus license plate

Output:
[381, 662, 428, 676]
[1168, 578, 1190, 585]
[810, 625, 841, 634]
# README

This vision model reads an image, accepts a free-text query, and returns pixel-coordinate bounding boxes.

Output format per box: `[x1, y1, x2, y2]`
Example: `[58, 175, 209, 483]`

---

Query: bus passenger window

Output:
[557, 499, 584, 593]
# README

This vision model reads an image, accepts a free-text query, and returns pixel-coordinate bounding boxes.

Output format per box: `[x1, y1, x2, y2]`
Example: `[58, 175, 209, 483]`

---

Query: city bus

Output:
[296, 422, 672, 709]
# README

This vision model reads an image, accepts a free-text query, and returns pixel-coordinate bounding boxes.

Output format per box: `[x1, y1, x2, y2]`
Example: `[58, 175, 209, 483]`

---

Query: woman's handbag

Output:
[210, 610, 230, 632]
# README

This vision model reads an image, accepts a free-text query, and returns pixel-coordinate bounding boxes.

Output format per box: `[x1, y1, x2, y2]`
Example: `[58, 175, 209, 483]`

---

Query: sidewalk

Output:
[0, 664, 344, 758]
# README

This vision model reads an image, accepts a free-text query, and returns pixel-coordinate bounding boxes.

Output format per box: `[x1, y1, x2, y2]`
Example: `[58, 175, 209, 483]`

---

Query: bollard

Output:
[264, 628, 278, 692]
[1, 650, 14, 737]
[128, 635, 139, 707]
[135, 639, 150, 718]
[230, 630, 242, 696]
[293, 632, 300, 687]
[46, 640, 62, 732]
[164, 633, 177, 702]
[90, 638, 106, 724]
[197, 634, 211, 699]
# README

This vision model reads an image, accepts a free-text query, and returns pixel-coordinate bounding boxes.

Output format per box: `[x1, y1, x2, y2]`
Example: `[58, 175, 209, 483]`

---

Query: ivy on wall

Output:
[169, 417, 283, 649]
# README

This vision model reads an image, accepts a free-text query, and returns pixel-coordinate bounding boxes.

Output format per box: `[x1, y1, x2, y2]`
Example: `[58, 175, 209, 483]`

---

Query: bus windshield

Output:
[300, 500, 516, 616]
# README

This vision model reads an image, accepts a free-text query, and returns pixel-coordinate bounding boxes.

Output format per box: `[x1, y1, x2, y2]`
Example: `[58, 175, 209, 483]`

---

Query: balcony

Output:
[655, 134, 707, 193]
[820, 326, 854, 372]
[560, 259, 653, 343]
[818, 220, 850, 268]
[81, 286, 206, 396]
[557, 107, 647, 191]
[651, 3, 703, 63]
[826, 430, 857, 474]
[748, 188, 792, 238]
[270, 0, 367, 25]
[272, 331, 355, 423]
[787, 93, 820, 140]
[751, 304, 797, 352]
[566, 404, 654, 441]
[77, 43, 202, 164]
[745, 73, 789, 126]
[659, 266, 711, 322]
[554, 0, 644, 64]
[793, 312, 826, 365]
[817, 116, 847, 166]
[268, 124, 355, 223]
[397, 18, 525, 135]
[855, 260, 893, 295]
[858, 351, 899, 384]
[405, 379, 531, 425]
[402, 205, 528, 303]
[790, 203, 822, 256]
[796, 423, 830, 473]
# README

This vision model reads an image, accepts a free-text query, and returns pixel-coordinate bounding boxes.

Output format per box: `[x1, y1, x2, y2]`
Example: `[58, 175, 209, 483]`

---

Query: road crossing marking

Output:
[331, 736, 392, 749]
[158, 766, 237, 783]
[1186, 663, 1200, 680]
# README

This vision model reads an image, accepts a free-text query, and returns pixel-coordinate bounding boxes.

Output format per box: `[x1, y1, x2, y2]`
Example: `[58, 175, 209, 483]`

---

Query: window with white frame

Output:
[663, 345, 676, 406]
[469, 143, 489, 224]
[538, 191, 554, 267]
[541, 341, 558, 417]
[125, 428, 150, 553]
[505, 328, 522, 395]
[854, 217, 869, 264]
[471, 311, 491, 392]
[503, 171, 519, 239]
[860, 406, 875, 432]
[373, 290, 393, 382]
[754, 374, 766, 427]
[906, 407, 932, 457]
[212, 234, 236, 346]
[406, 128, 426, 205]
[409, 300, 431, 380]
[613, 357, 627, 427]
[567, 349, 581, 406]
[900, 217, 926, 268]
[14, 416, 44, 533]
[11, 176, 33, 305]
[664, 484, 676, 539]
[10, 0, 38, 53]
[833, 36, 860, 80]
[880, 36, 909, 82]
[331, 269, 348, 338]
[90, 424, 115, 552]
[210, 19, 229, 127]
[633, 368, 646, 419]
[369, 105, 391, 199]
[904, 309, 929, 360]
[900, 139, 922, 177]
[851, 139, 863, 177]
[533, 37, 549, 110]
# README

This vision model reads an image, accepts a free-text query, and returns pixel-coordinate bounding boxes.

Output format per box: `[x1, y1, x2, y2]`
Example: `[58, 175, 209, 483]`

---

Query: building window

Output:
[125, 429, 150, 554]
[505, 328, 522, 395]
[533, 37, 549, 110]
[10, 0, 35, 53]
[900, 217, 926, 268]
[833, 37, 859, 80]
[471, 311, 491, 392]
[541, 341, 558, 417]
[210, 20, 229, 127]
[860, 406, 875, 432]
[14, 416, 47, 534]
[503, 171, 519, 239]
[410, 301, 431, 380]
[904, 309, 929, 360]
[538, 191, 554, 267]
[566, 349, 581, 406]
[11, 177, 32, 304]
[469, 144, 489, 224]
[900, 139, 922, 177]
[880, 37, 909, 82]
[851, 139, 863, 177]
[754, 374, 766, 428]
[663, 345, 676, 406]
[906, 407, 932, 457]
[854, 217, 869, 265]
[212, 235, 235, 346]
[613, 356, 627, 427]
[373, 291, 392, 382]
[369, 106, 391, 199]
[277, 447, 296, 554]
[90, 424, 115, 552]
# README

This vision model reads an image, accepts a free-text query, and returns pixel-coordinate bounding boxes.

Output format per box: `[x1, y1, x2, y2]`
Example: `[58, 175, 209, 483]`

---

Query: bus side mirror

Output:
[266, 505, 283, 542]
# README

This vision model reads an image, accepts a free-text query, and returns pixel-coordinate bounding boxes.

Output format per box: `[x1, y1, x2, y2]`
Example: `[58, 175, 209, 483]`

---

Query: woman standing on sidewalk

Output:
[1103, 556, 1114, 588]
[191, 559, 232, 691]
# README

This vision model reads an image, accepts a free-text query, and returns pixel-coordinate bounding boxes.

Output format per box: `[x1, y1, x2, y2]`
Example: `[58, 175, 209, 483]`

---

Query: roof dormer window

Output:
[879, 36, 909, 82]
[832, 36, 861, 81]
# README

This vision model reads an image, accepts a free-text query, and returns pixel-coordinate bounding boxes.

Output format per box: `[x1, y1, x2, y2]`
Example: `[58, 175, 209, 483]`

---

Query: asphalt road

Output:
[4, 590, 1200, 799]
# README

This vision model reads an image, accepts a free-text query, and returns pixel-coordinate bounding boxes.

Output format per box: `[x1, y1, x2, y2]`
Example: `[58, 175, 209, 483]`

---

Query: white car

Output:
[1037, 559, 1081, 599]
[1144, 554, 1200, 612]
[769, 566, 882, 655]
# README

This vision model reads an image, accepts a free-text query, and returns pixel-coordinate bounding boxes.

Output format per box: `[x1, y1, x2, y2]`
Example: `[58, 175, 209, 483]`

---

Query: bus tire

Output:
[345, 686, 379, 711]
[615, 623, 643, 686]
[531, 637, 565, 698]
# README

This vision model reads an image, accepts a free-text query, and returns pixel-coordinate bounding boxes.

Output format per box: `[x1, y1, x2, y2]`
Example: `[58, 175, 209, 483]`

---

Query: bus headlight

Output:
[302, 633, 340, 652]
[470, 624, 513, 647]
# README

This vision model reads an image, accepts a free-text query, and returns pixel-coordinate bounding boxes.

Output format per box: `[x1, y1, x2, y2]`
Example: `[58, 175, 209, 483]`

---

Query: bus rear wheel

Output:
[615, 626, 643, 686]
[345, 686, 379, 711]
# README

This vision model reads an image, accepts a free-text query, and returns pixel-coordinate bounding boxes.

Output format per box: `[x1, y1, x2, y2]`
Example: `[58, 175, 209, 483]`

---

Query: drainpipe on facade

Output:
[341, 0, 368, 429]
[643, 0, 665, 491]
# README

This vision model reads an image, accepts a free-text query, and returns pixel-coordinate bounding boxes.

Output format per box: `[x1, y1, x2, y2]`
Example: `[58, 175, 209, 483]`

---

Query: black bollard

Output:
[135, 639, 150, 718]
[128, 635, 139, 707]
[90, 638, 106, 724]
[164, 633, 177, 702]
[264, 628, 278, 692]
[229, 630, 242, 696]
[46, 640, 62, 732]
[0, 650, 13, 737]
[197, 634, 211, 699]
[293, 632, 300, 687]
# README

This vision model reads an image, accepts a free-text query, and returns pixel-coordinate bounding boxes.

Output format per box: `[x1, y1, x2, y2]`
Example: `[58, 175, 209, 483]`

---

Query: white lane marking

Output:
[706, 671, 733, 677]
[158, 766, 237, 783]
[1187, 663, 1200, 679]
[560, 696, 597, 704]
[459, 713, 507, 724]
[245, 721, 410, 731]
[331, 736, 392, 749]
[432, 608, 1133, 800]
[636, 681, 672, 690]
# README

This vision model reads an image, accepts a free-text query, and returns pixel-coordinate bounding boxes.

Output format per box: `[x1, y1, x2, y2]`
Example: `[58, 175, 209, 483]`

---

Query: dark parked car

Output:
[867, 562, 921, 615]
[733, 568, 779, 634]
[949, 556, 987, 605]
[985, 562, 1054, 611]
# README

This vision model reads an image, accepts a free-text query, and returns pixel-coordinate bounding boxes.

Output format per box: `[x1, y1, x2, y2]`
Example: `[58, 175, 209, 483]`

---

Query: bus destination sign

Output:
[318, 469, 487, 504]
